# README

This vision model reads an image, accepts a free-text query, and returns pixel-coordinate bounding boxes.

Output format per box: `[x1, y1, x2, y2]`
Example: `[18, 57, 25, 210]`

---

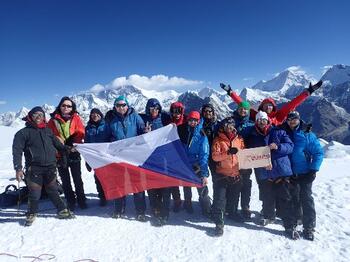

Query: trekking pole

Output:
[17, 181, 21, 216]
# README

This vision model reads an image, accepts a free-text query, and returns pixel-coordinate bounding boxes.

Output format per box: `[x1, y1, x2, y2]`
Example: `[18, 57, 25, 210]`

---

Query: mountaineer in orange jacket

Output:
[220, 80, 323, 126]
[211, 117, 245, 236]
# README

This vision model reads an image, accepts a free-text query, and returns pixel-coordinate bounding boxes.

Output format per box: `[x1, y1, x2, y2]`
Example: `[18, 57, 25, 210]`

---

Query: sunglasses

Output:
[115, 103, 127, 108]
[170, 108, 183, 114]
[61, 104, 72, 108]
[203, 109, 213, 113]
[32, 112, 45, 118]
[188, 118, 199, 122]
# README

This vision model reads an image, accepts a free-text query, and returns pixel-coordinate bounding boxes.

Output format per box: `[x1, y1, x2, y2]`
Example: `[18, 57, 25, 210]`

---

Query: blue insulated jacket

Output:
[242, 125, 294, 180]
[140, 98, 170, 131]
[281, 122, 324, 175]
[85, 119, 111, 143]
[108, 108, 145, 141]
[177, 122, 210, 177]
[232, 110, 254, 135]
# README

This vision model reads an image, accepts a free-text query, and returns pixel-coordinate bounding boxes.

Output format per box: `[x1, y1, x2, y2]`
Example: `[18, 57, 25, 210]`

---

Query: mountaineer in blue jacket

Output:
[177, 111, 211, 216]
[232, 101, 255, 220]
[280, 111, 324, 241]
[140, 98, 171, 225]
[106, 95, 146, 221]
[84, 108, 111, 206]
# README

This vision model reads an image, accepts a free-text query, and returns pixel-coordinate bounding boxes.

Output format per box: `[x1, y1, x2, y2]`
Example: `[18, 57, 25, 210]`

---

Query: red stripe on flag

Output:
[95, 162, 202, 200]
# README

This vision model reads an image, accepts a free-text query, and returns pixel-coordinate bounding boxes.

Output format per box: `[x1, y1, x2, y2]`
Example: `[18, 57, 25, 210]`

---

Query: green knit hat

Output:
[114, 95, 129, 106]
[238, 101, 250, 110]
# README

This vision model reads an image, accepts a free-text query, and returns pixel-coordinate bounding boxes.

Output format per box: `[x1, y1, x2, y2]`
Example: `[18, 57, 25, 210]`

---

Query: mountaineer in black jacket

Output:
[12, 106, 75, 226]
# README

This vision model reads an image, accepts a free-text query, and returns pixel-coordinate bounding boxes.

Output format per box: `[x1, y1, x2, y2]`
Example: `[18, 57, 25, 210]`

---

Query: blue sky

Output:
[1, 0, 349, 112]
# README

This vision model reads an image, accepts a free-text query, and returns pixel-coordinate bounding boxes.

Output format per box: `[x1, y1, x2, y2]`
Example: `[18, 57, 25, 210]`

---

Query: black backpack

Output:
[0, 184, 29, 208]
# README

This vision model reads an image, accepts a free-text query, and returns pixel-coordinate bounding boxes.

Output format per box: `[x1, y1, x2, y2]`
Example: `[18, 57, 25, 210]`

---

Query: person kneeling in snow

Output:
[12, 106, 75, 226]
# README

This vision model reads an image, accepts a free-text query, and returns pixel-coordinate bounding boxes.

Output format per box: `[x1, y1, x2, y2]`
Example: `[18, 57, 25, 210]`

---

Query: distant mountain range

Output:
[1, 64, 350, 144]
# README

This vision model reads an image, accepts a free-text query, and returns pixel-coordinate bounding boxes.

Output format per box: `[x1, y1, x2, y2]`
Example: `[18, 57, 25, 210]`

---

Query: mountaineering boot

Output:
[285, 228, 300, 240]
[57, 209, 75, 219]
[303, 229, 315, 241]
[214, 224, 224, 237]
[155, 215, 168, 227]
[241, 209, 252, 220]
[24, 213, 37, 226]
[136, 213, 146, 222]
[259, 217, 275, 226]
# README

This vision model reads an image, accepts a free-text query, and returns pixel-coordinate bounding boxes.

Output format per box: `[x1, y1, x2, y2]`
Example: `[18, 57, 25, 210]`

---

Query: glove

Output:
[307, 170, 317, 182]
[85, 162, 92, 172]
[307, 80, 323, 95]
[227, 147, 238, 155]
[220, 83, 232, 95]
[193, 164, 201, 176]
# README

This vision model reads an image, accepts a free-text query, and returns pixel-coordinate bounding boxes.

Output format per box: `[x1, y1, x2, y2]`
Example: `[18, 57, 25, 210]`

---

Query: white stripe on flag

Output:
[76, 124, 179, 169]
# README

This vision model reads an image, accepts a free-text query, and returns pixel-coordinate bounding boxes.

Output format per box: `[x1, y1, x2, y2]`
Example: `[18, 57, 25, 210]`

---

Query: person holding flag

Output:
[106, 95, 147, 221]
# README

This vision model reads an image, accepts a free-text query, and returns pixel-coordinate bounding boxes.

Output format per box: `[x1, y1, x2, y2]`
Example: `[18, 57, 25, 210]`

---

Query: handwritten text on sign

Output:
[237, 146, 272, 169]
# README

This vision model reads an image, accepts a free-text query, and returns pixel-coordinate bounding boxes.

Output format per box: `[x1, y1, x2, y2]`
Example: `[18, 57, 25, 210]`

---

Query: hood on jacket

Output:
[170, 101, 185, 114]
[146, 98, 162, 115]
[258, 98, 277, 113]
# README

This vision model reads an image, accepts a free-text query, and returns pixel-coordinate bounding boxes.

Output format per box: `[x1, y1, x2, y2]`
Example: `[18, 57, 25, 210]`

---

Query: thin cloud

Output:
[90, 74, 203, 92]
[243, 77, 254, 81]
[0, 100, 7, 105]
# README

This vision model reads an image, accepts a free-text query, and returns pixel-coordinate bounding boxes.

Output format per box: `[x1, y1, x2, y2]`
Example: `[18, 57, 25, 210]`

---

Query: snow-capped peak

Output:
[321, 64, 350, 87]
[251, 66, 314, 96]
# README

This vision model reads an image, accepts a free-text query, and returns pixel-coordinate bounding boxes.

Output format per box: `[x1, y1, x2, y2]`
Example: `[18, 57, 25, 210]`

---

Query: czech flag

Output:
[76, 124, 202, 199]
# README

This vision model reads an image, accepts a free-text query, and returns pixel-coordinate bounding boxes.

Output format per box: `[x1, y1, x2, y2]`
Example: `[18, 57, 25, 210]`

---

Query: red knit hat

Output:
[188, 111, 200, 120]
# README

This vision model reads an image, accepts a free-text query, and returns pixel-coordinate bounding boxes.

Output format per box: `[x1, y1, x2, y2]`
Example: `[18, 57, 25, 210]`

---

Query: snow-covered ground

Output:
[0, 126, 349, 262]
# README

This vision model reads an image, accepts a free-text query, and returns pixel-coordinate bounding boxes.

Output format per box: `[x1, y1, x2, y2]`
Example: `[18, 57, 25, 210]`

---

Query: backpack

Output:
[0, 184, 29, 208]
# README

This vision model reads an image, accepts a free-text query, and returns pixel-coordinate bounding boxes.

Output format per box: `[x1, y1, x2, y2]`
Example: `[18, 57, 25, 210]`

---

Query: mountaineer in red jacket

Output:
[220, 80, 323, 126]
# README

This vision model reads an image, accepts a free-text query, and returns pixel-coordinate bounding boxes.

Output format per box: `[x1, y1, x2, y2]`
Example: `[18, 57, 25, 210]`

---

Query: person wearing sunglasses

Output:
[13, 106, 75, 225]
[177, 111, 211, 216]
[168, 101, 186, 212]
[280, 111, 324, 241]
[106, 95, 147, 221]
[211, 117, 245, 236]
[48, 96, 86, 211]
[140, 98, 171, 225]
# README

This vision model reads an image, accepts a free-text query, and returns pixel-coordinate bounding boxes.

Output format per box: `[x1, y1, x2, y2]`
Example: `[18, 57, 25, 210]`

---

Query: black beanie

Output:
[90, 108, 104, 118]
[29, 106, 45, 117]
